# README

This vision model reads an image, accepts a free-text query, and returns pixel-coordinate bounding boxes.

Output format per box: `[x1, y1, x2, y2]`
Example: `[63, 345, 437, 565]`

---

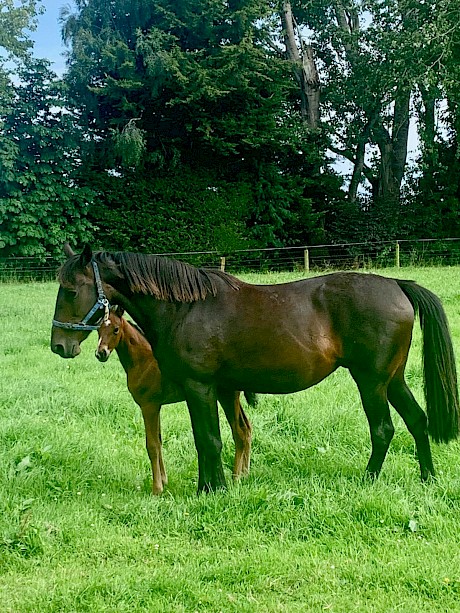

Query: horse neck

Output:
[103, 278, 158, 336]
[102, 268, 180, 347]
[113, 319, 152, 372]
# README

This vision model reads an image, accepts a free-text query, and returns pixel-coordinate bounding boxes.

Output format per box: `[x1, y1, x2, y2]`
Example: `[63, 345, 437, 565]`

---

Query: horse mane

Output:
[124, 318, 145, 337]
[59, 251, 240, 303]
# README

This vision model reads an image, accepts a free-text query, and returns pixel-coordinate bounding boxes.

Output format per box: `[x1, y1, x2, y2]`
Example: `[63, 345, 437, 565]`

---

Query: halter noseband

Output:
[52, 260, 110, 332]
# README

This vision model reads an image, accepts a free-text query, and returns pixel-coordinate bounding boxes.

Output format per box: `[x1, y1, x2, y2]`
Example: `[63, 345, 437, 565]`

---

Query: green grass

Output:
[1, 267, 460, 611]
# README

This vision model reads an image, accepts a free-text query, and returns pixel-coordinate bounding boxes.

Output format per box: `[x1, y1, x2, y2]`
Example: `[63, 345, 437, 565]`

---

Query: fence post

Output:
[395, 242, 400, 268]
[304, 248, 310, 273]
[220, 256, 226, 272]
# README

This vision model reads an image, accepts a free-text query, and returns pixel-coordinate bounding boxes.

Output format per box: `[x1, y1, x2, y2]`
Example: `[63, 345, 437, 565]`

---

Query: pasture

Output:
[1, 266, 460, 612]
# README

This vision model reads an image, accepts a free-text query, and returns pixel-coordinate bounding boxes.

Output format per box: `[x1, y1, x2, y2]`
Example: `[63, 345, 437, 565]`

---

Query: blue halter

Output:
[52, 260, 110, 332]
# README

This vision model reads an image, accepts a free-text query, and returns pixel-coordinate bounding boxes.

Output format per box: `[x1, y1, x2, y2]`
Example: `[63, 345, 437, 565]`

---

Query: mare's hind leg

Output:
[350, 368, 394, 479]
[388, 369, 434, 481]
[140, 402, 167, 495]
[217, 388, 252, 479]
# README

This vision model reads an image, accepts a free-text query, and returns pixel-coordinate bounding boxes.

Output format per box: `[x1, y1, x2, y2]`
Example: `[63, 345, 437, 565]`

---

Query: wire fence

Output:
[0, 255, 62, 282]
[1, 238, 460, 282]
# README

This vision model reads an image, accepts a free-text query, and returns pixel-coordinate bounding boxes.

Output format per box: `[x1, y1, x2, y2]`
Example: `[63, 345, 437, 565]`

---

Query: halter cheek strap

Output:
[52, 260, 110, 332]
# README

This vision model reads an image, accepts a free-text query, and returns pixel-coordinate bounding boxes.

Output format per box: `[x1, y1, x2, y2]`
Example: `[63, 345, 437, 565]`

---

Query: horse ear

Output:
[80, 243, 93, 266]
[63, 242, 75, 257]
[110, 305, 124, 317]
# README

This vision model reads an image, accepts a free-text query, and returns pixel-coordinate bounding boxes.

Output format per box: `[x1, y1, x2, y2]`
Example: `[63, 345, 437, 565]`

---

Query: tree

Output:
[280, 0, 320, 129]
[0, 0, 39, 59]
[60, 0, 329, 249]
[283, 0, 460, 239]
[0, 1, 93, 257]
[0, 0, 37, 135]
[0, 57, 94, 256]
[412, 0, 460, 237]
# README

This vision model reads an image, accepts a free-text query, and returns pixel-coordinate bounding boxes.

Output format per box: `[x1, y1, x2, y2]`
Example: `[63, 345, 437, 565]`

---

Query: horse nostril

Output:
[95, 348, 110, 362]
[52, 343, 65, 357]
[52, 341, 80, 358]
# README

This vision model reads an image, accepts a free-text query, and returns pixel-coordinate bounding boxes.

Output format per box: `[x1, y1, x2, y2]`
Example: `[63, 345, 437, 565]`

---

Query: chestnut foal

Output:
[96, 307, 253, 494]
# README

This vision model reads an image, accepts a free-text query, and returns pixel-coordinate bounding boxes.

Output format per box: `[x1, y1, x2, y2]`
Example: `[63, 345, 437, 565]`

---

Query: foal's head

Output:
[95, 306, 125, 362]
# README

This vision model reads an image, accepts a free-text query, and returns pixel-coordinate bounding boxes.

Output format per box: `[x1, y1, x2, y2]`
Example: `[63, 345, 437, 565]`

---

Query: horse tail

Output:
[397, 279, 459, 443]
[244, 391, 258, 408]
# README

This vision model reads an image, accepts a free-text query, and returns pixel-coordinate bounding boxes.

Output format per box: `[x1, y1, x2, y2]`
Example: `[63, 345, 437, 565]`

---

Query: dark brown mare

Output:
[51, 244, 460, 493]
[95, 306, 253, 494]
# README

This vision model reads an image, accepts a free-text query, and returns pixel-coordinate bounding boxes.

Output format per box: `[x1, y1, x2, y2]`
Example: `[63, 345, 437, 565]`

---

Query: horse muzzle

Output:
[95, 347, 111, 362]
[51, 341, 81, 359]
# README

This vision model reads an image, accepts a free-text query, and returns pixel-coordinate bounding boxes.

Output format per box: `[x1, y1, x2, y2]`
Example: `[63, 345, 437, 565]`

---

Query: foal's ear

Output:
[80, 243, 93, 266]
[110, 305, 125, 317]
[63, 242, 75, 258]
[115, 305, 125, 317]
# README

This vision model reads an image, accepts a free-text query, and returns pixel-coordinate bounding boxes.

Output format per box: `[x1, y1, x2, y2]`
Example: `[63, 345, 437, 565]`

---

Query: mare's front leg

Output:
[217, 387, 252, 479]
[140, 402, 167, 495]
[184, 380, 226, 493]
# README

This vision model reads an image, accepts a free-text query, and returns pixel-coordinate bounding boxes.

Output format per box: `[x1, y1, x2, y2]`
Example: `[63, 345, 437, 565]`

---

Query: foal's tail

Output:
[397, 279, 459, 443]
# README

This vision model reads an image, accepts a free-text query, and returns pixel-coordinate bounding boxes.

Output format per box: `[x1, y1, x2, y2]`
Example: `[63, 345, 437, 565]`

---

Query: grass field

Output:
[1, 266, 460, 612]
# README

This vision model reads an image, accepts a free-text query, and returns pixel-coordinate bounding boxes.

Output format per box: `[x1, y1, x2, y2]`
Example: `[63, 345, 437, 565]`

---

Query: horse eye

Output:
[114, 327, 120, 334]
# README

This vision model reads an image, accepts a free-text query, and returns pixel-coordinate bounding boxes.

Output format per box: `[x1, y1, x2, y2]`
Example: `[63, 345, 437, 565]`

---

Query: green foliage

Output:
[4, 0, 460, 256]
[290, 0, 460, 227]
[0, 0, 39, 60]
[0, 0, 95, 258]
[82, 157, 330, 254]
[85, 168, 255, 254]
[411, 0, 460, 237]
[0, 58, 94, 257]
[64, 0, 297, 173]
[402, 148, 460, 239]
[62, 0, 333, 248]
[112, 118, 146, 168]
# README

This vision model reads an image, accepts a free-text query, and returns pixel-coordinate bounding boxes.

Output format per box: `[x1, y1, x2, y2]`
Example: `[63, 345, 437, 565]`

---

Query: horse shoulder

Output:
[126, 349, 161, 401]
[126, 352, 184, 407]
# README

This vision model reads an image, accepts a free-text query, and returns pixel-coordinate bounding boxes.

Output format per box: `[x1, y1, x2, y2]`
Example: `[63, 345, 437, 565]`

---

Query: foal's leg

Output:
[350, 368, 394, 479]
[388, 369, 434, 480]
[184, 380, 226, 493]
[217, 388, 252, 479]
[140, 402, 167, 495]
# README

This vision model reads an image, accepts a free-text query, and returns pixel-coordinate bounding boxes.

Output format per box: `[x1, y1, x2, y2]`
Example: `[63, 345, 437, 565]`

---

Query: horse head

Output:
[95, 306, 125, 362]
[50, 243, 109, 358]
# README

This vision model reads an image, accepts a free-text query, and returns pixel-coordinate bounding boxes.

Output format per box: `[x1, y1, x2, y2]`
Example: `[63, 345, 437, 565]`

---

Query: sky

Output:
[30, 0, 73, 75]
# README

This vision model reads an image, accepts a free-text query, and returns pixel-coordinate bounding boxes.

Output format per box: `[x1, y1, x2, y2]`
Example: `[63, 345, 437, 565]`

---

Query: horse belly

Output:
[220, 336, 338, 394]
[157, 282, 339, 392]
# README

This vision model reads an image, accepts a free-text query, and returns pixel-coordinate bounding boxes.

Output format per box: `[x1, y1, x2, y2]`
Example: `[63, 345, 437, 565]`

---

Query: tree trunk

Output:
[391, 89, 410, 185]
[370, 89, 411, 232]
[281, 1, 320, 128]
[418, 84, 437, 188]
[348, 114, 379, 203]
[348, 138, 366, 203]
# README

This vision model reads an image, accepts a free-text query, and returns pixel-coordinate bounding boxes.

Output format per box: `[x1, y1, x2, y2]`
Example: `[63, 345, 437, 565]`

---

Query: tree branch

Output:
[328, 144, 375, 184]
